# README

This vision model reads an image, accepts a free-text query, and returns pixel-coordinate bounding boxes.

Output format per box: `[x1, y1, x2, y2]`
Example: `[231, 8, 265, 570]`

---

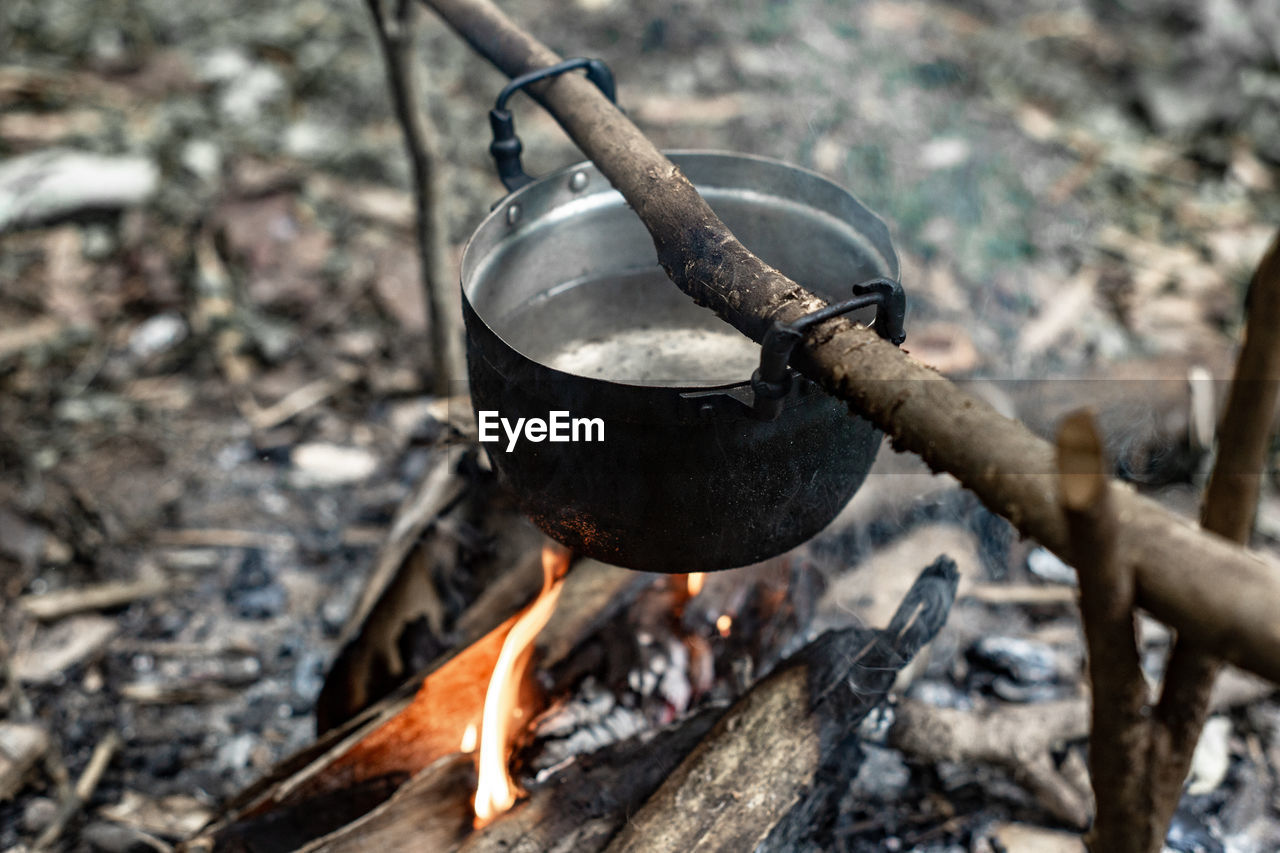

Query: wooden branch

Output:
[1057, 411, 1151, 851]
[1198, 229, 1280, 545]
[604, 558, 958, 853]
[890, 699, 1092, 829]
[299, 754, 475, 853]
[34, 731, 120, 851]
[458, 708, 722, 853]
[366, 0, 462, 393]
[316, 454, 465, 733]
[1146, 228, 1280, 843]
[417, 0, 1280, 685]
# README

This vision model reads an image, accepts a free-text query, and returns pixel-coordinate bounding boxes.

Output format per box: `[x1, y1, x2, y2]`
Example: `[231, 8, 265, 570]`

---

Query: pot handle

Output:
[750, 277, 906, 420]
[489, 58, 617, 193]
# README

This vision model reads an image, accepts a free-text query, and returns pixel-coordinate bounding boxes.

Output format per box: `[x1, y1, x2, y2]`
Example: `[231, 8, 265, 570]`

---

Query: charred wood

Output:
[604, 557, 957, 853]
[189, 558, 653, 852]
[459, 707, 722, 853]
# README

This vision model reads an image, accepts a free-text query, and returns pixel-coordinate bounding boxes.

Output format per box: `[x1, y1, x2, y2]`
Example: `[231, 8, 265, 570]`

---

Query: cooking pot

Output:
[461, 144, 903, 572]
[461, 61, 905, 572]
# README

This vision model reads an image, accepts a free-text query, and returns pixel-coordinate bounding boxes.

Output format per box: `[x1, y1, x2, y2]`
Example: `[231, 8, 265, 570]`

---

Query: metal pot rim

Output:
[460, 150, 899, 399]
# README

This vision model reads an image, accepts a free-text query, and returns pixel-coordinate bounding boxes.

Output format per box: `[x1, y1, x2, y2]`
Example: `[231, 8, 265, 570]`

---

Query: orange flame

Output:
[685, 572, 705, 597]
[473, 543, 569, 825]
[716, 614, 732, 637]
[460, 722, 478, 753]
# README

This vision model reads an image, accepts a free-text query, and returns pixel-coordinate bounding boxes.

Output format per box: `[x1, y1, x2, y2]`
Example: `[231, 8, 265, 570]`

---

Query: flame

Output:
[716, 614, 732, 637]
[460, 722, 478, 753]
[473, 543, 569, 825]
[685, 572, 705, 597]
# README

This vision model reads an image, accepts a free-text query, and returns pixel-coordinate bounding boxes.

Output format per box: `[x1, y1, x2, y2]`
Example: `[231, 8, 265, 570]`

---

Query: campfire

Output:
[187, 446, 958, 853]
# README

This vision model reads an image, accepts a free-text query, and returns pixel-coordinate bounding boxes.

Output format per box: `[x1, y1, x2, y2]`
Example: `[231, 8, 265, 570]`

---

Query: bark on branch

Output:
[1057, 411, 1152, 851]
[417, 0, 1280, 684]
[1145, 229, 1280, 842]
[366, 0, 463, 393]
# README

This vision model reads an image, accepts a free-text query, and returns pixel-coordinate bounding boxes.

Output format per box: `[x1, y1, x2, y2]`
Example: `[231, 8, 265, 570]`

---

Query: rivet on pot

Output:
[569, 170, 589, 192]
[506, 204, 522, 226]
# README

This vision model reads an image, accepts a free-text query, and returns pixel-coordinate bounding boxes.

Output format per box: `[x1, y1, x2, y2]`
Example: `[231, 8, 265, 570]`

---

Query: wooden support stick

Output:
[366, 0, 463, 393]
[1057, 411, 1151, 851]
[416, 0, 1280, 686]
[1145, 229, 1280, 844]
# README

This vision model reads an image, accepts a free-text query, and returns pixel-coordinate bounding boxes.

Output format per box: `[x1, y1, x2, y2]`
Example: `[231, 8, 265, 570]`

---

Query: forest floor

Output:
[2, 0, 1279, 850]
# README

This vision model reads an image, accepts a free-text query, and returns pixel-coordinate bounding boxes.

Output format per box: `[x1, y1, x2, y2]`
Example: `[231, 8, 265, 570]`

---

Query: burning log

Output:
[188, 553, 655, 851]
[189, 544, 954, 853]
[457, 707, 722, 853]
[604, 557, 958, 853]
[342, 558, 952, 853]
[416, 0, 1280, 686]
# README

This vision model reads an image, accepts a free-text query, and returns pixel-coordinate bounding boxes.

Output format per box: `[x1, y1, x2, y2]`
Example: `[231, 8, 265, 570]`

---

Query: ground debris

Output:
[0, 149, 158, 231]
[0, 723, 50, 800]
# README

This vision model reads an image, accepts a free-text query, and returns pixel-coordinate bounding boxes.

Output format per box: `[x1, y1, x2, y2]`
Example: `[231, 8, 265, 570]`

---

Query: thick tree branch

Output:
[418, 0, 1280, 685]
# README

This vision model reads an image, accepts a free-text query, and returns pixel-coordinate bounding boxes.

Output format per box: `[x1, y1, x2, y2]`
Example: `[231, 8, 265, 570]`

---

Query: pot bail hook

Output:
[750, 277, 906, 420]
[488, 58, 617, 193]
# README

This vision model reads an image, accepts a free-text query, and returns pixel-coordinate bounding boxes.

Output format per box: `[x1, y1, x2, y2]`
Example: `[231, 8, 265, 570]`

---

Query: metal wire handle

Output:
[751, 277, 907, 420]
[488, 58, 617, 193]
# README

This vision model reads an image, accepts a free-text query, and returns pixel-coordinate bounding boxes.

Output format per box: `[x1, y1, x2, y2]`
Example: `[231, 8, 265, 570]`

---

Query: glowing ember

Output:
[473, 543, 570, 825]
[685, 572, 705, 597]
[716, 614, 732, 637]
[460, 722, 478, 753]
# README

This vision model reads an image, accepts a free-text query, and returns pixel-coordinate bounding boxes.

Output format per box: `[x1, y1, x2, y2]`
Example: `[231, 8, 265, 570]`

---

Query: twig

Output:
[33, 731, 121, 851]
[248, 371, 355, 432]
[18, 576, 178, 621]
[1146, 228, 1280, 843]
[365, 0, 462, 394]
[1056, 411, 1150, 851]
[966, 583, 1076, 605]
[153, 528, 296, 550]
[415, 0, 1280, 685]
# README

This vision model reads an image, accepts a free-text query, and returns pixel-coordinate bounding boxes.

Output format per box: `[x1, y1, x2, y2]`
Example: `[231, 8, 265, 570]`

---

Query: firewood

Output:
[604, 557, 958, 853]
[298, 755, 475, 853]
[458, 707, 722, 853]
[189, 558, 653, 852]
[316, 453, 466, 733]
